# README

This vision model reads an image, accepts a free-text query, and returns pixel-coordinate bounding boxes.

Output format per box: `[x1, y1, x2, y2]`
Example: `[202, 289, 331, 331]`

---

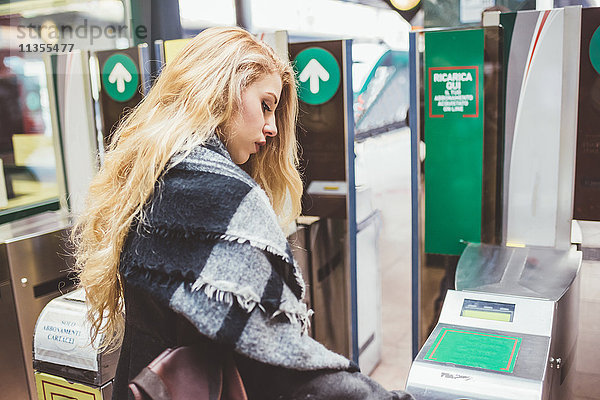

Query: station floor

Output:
[360, 129, 600, 399]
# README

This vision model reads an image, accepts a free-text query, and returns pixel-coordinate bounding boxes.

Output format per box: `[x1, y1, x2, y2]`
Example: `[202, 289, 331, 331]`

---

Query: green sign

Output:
[590, 26, 600, 75]
[101, 53, 139, 102]
[425, 328, 521, 373]
[424, 29, 484, 255]
[294, 47, 341, 105]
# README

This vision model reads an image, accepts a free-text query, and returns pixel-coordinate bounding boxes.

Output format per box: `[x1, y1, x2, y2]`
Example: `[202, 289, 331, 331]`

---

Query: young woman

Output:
[73, 27, 412, 400]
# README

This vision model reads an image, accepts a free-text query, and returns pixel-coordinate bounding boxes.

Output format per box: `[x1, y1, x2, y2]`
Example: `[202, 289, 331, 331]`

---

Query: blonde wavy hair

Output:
[72, 27, 302, 350]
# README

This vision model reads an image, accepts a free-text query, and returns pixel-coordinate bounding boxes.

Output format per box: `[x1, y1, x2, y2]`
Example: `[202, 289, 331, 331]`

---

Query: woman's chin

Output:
[233, 154, 250, 165]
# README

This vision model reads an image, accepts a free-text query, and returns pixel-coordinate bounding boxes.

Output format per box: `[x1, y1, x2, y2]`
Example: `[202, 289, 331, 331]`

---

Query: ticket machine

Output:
[33, 289, 119, 400]
[407, 6, 588, 398]
[406, 244, 581, 399]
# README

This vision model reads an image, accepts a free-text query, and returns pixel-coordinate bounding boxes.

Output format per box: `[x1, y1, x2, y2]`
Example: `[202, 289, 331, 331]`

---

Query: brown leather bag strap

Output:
[128, 345, 249, 400]
[129, 367, 171, 400]
[221, 353, 248, 400]
[129, 346, 225, 400]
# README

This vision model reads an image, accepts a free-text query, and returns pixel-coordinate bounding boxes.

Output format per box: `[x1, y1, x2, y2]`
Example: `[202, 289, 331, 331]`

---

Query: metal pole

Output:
[234, 0, 253, 31]
[128, 0, 181, 78]
[409, 31, 421, 360]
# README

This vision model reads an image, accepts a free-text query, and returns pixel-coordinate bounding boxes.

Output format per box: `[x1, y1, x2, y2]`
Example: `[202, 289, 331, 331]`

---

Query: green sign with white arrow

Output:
[590, 26, 600, 74]
[101, 53, 139, 102]
[294, 47, 341, 105]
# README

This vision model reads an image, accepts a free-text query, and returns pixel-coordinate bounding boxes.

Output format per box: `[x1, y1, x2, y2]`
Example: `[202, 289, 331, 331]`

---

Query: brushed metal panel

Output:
[0, 281, 31, 399]
[2, 212, 72, 399]
[309, 218, 351, 357]
[7, 228, 72, 288]
[288, 222, 313, 332]
[0, 244, 8, 283]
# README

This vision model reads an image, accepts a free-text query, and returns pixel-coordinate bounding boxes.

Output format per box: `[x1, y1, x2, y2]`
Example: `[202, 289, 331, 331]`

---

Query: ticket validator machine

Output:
[406, 6, 588, 399]
[407, 244, 581, 399]
[33, 289, 119, 400]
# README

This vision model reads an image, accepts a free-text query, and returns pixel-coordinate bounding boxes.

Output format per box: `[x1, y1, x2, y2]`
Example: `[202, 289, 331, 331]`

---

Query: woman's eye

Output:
[262, 101, 272, 112]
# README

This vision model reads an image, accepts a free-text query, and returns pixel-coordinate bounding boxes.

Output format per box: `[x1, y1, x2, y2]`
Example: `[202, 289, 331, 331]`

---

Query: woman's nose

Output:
[263, 122, 277, 137]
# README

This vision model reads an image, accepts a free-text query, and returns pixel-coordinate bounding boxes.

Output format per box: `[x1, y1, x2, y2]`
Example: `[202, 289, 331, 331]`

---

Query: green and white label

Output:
[102, 53, 139, 102]
[294, 47, 341, 105]
[429, 67, 479, 117]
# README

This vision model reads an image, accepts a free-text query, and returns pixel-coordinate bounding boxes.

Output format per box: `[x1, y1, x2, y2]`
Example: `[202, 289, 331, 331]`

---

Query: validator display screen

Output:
[460, 299, 515, 322]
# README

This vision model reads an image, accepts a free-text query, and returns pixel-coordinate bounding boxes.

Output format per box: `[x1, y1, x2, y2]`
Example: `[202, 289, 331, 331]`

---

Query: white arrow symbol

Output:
[299, 58, 330, 94]
[108, 62, 132, 93]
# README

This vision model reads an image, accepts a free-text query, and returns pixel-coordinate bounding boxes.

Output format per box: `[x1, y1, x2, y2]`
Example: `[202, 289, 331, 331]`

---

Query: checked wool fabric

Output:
[119, 136, 354, 371]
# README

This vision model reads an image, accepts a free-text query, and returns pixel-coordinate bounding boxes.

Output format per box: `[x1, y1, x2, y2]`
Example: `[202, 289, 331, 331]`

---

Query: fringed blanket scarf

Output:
[119, 137, 354, 372]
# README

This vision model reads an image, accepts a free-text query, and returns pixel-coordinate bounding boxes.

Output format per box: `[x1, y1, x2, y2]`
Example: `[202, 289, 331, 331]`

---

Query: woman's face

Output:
[223, 73, 283, 164]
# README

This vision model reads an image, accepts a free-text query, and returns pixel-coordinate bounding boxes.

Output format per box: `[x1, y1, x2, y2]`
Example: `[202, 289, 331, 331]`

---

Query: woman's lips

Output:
[255, 141, 266, 153]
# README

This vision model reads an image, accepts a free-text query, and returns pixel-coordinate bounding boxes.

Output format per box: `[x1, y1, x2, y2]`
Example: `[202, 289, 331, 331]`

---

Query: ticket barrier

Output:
[33, 289, 119, 400]
[406, 243, 581, 400]
[0, 211, 73, 399]
[288, 191, 381, 374]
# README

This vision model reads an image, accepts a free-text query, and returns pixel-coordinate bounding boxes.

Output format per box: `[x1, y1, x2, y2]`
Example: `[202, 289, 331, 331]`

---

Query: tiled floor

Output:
[361, 130, 600, 399]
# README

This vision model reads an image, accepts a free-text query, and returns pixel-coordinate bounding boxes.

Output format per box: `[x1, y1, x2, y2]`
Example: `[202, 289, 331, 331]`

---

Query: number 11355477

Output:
[19, 43, 75, 53]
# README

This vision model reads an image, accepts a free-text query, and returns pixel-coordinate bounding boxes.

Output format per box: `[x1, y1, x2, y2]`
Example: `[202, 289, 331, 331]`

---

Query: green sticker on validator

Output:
[425, 328, 521, 373]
